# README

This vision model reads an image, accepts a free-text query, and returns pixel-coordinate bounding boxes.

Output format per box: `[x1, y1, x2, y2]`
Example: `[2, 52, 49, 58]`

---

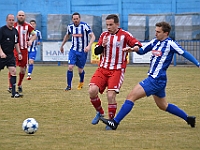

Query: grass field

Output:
[0, 65, 200, 150]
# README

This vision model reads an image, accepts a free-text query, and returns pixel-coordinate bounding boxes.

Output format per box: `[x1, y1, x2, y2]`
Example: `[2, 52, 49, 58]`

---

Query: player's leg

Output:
[1, 58, 11, 93]
[76, 52, 87, 90]
[7, 56, 23, 98]
[104, 69, 125, 129]
[8, 49, 19, 92]
[8, 72, 12, 93]
[8, 67, 22, 98]
[100, 77, 154, 130]
[89, 68, 107, 125]
[65, 50, 76, 91]
[27, 58, 33, 80]
[154, 95, 196, 127]
[18, 66, 26, 92]
[17, 50, 28, 93]
[27, 51, 36, 80]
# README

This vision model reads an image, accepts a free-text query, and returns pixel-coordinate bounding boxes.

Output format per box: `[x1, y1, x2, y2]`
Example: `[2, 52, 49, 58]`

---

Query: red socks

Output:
[90, 96, 117, 119]
[18, 72, 25, 86]
[90, 96, 104, 115]
[108, 103, 117, 119]
[9, 72, 25, 87]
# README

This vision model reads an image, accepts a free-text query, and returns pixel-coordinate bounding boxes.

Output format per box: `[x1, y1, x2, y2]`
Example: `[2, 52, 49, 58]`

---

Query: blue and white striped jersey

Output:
[138, 37, 199, 80]
[66, 21, 92, 52]
[28, 29, 42, 52]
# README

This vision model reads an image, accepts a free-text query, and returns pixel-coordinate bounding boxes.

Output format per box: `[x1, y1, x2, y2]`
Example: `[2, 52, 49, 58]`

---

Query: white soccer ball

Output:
[22, 118, 39, 134]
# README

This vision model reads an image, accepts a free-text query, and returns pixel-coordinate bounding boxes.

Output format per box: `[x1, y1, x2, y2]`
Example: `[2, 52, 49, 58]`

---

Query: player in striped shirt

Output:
[60, 12, 95, 91]
[8, 10, 36, 93]
[27, 20, 42, 80]
[88, 14, 142, 130]
[100, 21, 200, 130]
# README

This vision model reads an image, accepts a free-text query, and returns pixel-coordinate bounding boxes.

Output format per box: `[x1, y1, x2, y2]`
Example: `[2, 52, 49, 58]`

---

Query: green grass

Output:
[0, 65, 200, 150]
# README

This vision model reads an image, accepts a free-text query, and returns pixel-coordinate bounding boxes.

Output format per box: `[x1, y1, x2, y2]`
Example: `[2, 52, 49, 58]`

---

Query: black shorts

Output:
[0, 55, 16, 70]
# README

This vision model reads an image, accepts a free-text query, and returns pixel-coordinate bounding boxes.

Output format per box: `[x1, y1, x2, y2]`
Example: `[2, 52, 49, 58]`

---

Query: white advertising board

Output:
[132, 42, 152, 63]
[42, 42, 71, 61]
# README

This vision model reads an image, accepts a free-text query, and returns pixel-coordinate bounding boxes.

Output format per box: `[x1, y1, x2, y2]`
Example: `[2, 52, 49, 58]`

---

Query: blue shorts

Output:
[68, 50, 87, 69]
[139, 76, 167, 98]
[28, 51, 37, 60]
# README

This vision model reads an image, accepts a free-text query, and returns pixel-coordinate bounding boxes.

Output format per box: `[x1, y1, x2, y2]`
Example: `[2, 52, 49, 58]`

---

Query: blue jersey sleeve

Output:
[182, 51, 200, 67]
[137, 39, 155, 55]
[170, 40, 200, 67]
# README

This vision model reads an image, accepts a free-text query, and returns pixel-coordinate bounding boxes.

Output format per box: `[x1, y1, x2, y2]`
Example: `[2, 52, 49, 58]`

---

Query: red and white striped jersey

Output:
[14, 22, 34, 49]
[97, 28, 142, 70]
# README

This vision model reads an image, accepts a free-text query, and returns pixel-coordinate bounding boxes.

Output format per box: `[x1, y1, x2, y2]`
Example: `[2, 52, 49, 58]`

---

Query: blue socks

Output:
[79, 70, 85, 82]
[113, 101, 188, 124]
[67, 70, 73, 87]
[67, 70, 84, 87]
[166, 103, 187, 121]
[114, 100, 134, 124]
[113, 101, 187, 125]
[28, 64, 33, 74]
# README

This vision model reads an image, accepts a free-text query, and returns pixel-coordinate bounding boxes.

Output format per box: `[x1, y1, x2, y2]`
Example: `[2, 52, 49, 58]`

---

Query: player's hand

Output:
[0, 52, 7, 58]
[132, 46, 140, 52]
[84, 46, 90, 53]
[18, 53, 22, 60]
[123, 47, 132, 52]
[102, 36, 108, 47]
[27, 41, 33, 46]
[60, 46, 64, 53]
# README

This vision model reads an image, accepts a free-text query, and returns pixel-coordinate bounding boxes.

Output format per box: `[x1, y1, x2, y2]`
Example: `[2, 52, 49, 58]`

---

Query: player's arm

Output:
[84, 32, 95, 53]
[0, 45, 6, 58]
[94, 32, 105, 55]
[0, 28, 6, 58]
[123, 33, 142, 52]
[60, 34, 70, 53]
[171, 41, 200, 67]
[61, 34, 70, 46]
[29, 30, 37, 42]
[27, 30, 36, 47]
[182, 51, 200, 67]
[94, 45, 104, 55]
[88, 32, 95, 48]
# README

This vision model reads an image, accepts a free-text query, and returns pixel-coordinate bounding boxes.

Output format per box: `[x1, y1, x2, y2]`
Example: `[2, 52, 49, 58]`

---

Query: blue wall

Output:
[0, 0, 200, 40]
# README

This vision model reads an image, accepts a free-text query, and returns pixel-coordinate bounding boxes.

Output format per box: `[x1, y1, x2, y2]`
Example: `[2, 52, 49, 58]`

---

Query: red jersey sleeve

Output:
[126, 32, 142, 47]
[28, 23, 35, 34]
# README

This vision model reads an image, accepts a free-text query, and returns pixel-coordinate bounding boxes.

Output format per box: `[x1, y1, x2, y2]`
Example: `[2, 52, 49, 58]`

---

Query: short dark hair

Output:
[30, 20, 36, 23]
[155, 21, 171, 34]
[72, 12, 81, 18]
[6, 14, 14, 20]
[106, 14, 119, 23]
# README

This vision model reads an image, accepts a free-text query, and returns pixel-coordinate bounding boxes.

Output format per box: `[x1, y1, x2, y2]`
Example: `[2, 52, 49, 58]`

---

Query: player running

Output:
[27, 20, 42, 80]
[100, 21, 200, 130]
[60, 12, 95, 91]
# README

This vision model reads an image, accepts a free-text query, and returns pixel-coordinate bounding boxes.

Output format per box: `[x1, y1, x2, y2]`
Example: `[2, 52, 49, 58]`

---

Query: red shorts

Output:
[14, 48, 28, 67]
[90, 67, 125, 94]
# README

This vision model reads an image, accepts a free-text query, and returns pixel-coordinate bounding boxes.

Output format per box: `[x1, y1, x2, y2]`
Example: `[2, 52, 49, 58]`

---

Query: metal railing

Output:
[173, 40, 200, 66]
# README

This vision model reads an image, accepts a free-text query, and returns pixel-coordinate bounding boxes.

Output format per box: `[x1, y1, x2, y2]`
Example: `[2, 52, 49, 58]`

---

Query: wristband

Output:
[18, 52, 22, 54]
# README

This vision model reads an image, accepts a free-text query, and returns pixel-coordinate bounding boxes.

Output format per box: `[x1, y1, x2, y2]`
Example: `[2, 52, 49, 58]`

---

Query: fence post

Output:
[173, 54, 176, 66]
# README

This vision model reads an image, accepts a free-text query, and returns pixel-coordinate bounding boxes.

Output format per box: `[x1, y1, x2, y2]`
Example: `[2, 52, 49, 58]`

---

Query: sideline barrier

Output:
[40, 40, 200, 66]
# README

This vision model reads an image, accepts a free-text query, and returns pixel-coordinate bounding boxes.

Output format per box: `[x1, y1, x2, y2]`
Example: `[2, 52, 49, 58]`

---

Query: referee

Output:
[0, 14, 23, 98]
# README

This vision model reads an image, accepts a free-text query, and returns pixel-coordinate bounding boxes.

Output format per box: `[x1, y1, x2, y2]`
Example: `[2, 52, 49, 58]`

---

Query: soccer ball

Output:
[22, 118, 39, 134]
